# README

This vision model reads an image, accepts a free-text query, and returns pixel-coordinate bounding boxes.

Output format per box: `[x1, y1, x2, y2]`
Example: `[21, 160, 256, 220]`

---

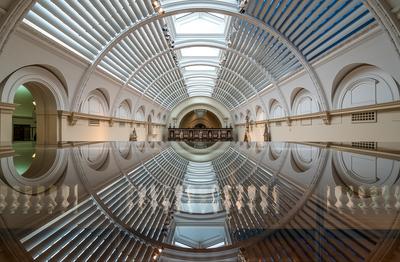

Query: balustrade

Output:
[168, 128, 233, 141]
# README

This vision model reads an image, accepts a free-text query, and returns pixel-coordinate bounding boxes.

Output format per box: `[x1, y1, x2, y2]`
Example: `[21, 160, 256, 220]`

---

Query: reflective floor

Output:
[0, 141, 400, 261]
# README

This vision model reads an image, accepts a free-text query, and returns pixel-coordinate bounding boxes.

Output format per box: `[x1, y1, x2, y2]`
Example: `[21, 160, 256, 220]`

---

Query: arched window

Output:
[269, 100, 285, 119]
[334, 65, 399, 109]
[292, 89, 319, 115]
[136, 106, 146, 121]
[81, 89, 109, 116]
[116, 100, 131, 119]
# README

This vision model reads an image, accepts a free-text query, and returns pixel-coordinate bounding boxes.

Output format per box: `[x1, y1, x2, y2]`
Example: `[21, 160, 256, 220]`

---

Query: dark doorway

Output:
[13, 125, 35, 141]
[194, 123, 206, 129]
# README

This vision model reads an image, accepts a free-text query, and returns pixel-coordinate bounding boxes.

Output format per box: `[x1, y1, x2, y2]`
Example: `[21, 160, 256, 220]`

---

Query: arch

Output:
[269, 99, 285, 119]
[291, 88, 320, 115]
[70, 4, 327, 116]
[255, 105, 265, 121]
[290, 144, 320, 173]
[115, 99, 132, 119]
[136, 105, 146, 121]
[333, 65, 400, 109]
[179, 110, 222, 128]
[0, 66, 68, 110]
[0, 147, 68, 194]
[0, 66, 69, 145]
[79, 143, 110, 171]
[80, 88, 109, 116]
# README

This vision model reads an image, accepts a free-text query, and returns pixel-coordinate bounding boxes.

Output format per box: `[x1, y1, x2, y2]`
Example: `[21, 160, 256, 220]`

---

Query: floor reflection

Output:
[0, 142, 399, 261]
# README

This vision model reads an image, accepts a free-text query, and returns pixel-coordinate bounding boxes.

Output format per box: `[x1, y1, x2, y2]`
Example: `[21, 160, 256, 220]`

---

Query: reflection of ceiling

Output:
[174, 226, 225, 248]
[171, 141, 231, 162]
[23, 0, 376, 110]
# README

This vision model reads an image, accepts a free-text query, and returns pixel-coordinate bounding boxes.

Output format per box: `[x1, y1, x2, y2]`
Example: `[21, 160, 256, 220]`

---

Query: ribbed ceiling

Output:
[24, 0, 376, 111]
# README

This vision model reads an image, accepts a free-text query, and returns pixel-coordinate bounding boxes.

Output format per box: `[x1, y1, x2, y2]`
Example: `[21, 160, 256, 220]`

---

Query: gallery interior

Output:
[1, 0, 400, 261]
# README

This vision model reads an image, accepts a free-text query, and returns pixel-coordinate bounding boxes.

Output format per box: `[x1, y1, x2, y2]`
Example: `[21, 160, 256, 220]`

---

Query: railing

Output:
[168, 128, 233, 141]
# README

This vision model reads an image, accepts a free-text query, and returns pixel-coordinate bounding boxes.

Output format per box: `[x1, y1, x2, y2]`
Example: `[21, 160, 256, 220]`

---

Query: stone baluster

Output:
[346, 186, 357, 214]
[382, 185, 393, 213]
[260, 185, 268, 215]
[0, 185, 7, 214]
[358, 186, 370, 215]
[335, 186, 348, 213]
[272, 185, 279, 215]
[326, 185, 336, 210]
[61, 185, 70, 210]
[22, 186, 32, 214]
[34, 186, 45, 214]
[10, 186, 20, 214]
[394, 185, 400, 211]
[370, 186, 381, 214]
[47, 186, 58, 214]
[346, 186, 359, 214]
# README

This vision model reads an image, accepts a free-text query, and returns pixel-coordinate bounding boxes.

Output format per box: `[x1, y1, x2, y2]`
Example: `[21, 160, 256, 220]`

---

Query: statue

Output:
[129, 128, 137, 141]
[244, 115, 250, 142]
[264, 123, 271, 142]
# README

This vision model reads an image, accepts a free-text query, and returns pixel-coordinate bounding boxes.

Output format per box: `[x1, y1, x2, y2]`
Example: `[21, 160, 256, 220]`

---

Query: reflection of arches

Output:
[79, 143, 110, 171]
[269, 99, 285, 119]
[136, 106, 145, 121]
[1, 66, 68, 145]
[291, 88, 320, 115]
[269, 142, 284, 161]
[333, 65, 400, 109]
[114, 141, 132, 160]
[115, 100, 131, 119]
[81, 89, 109, 116]
[333, 151, 400, 187]
[0, 147, 68, 194]
[290, 144, 320, 172]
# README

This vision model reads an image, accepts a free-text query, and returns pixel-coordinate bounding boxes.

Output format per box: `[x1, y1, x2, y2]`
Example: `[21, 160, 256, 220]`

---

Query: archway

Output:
[12, 82, 58, 145]
[1, 66, 68, 145]
[12, 86, 36, 142]
[179, 110, 222, 129]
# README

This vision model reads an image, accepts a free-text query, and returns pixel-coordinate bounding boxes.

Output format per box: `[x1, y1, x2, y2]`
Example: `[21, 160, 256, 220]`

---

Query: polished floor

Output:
[0, 141, 399, 261]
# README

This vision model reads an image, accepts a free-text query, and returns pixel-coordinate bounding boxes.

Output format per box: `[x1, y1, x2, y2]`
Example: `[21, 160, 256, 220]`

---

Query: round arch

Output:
[0, 66, 68, 145]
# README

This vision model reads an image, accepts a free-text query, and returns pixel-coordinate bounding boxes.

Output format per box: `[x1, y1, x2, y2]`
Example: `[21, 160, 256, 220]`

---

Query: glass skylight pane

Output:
[175, 13, 225, 34]
[181, 47, 220, 57]
[185, 66, 216, 71]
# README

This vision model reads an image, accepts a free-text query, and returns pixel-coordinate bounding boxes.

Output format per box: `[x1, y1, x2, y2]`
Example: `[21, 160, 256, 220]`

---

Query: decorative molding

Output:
[235, 101, 400, 126]
[0, 102, 16, 112]
[59, 111, 166, 127]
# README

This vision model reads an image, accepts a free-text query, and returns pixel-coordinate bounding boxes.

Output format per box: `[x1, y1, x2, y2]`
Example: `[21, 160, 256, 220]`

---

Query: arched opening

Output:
[179, 110, 222, 128]
[12, 86, 36, 143]
[12, 82, 58, 145]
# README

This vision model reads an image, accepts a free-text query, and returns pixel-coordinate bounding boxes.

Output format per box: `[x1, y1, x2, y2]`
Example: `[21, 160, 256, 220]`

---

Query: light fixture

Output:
[239, 0, 249, 14]
[32, 101, 36, 106]
[152, 1, 165, 15]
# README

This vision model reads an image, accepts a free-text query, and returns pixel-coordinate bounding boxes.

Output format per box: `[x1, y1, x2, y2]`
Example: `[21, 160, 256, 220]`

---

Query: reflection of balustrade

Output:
[0, 184, 78, 215]
[326, 185, 400, 214]
[168, 128, 233, 141]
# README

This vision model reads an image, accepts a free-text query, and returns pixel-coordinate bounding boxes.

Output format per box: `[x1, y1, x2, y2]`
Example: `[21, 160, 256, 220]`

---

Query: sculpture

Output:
[129, 128, 137, 141]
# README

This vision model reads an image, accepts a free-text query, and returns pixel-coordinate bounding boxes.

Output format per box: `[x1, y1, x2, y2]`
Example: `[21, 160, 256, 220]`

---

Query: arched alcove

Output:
[1, 66, 68, 145]
[269, 99, 285, 119]
[333, 65, 400, 109]
[179, 110, 222, 128]
[80, 89, 109, 116]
